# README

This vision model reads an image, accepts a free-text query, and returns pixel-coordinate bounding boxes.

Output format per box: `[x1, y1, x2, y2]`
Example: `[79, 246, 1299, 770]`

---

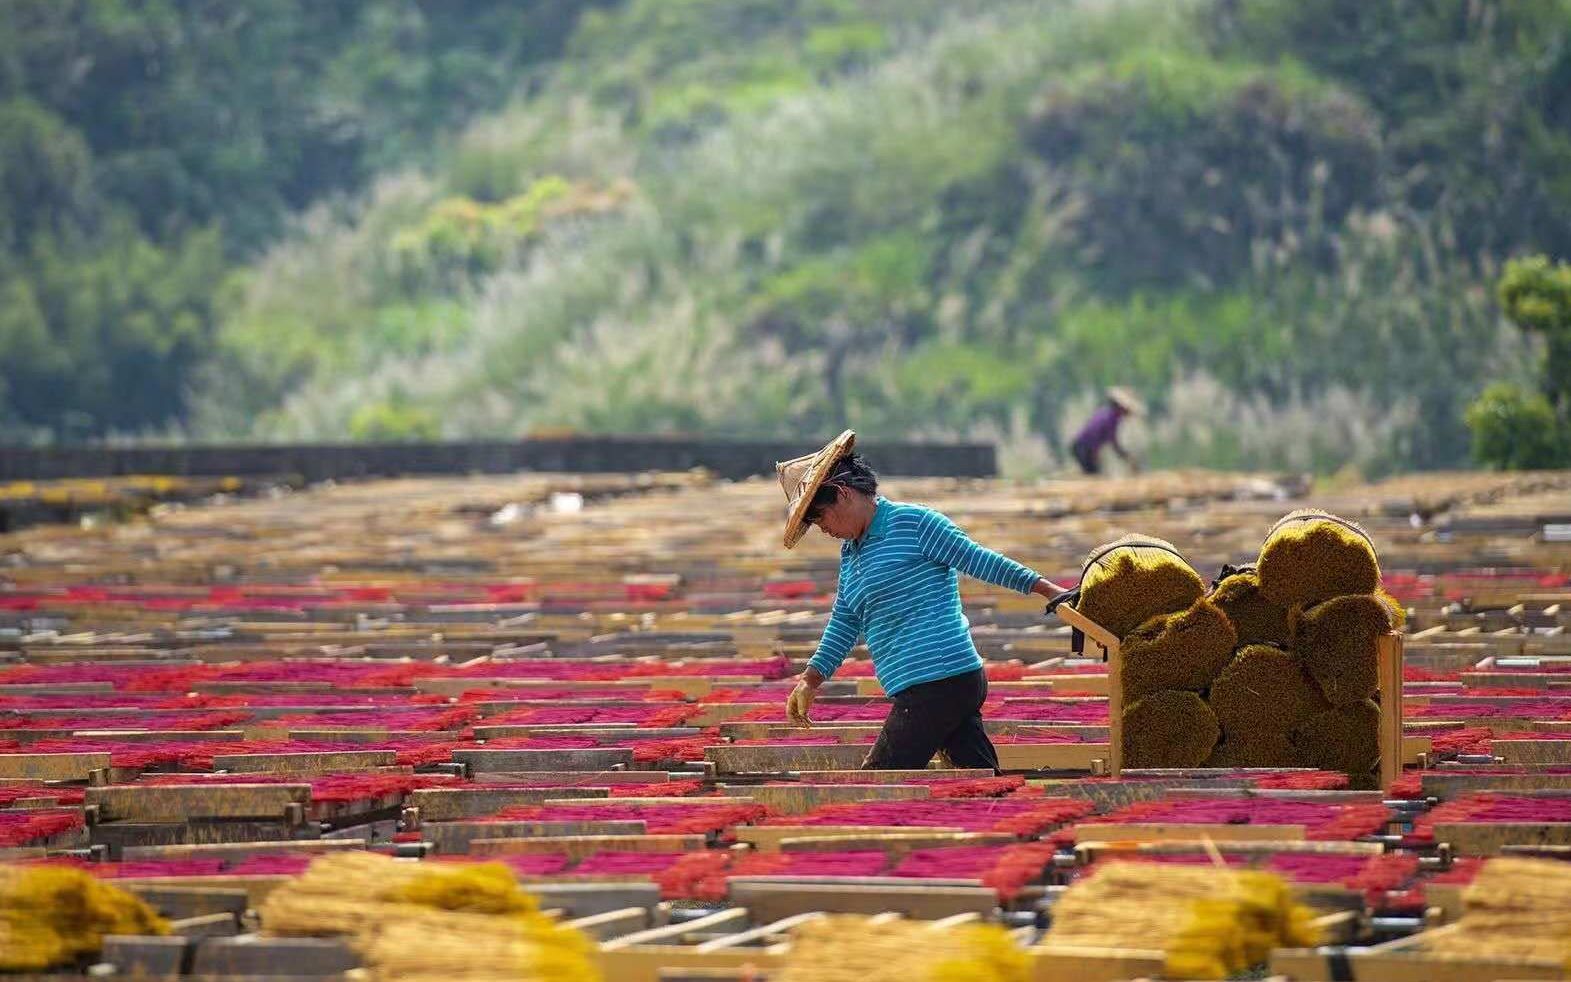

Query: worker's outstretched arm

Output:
[790, 591, 862, 725]
[916, 509, 1050, 594]
[1111, 434, 1141, 472]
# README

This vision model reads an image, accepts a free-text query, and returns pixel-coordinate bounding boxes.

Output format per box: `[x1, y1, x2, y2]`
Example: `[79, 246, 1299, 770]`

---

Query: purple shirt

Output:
[1072, 404, 1124, 452]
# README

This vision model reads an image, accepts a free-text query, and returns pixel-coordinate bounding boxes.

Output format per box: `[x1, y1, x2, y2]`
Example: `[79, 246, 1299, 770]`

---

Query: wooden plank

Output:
[1055, 607, 1123, 778]
[208, 750, 397, 773]
[1432, 821, 1571, 857]
[737, 825, 966, 852]
[706, 744, 872, 773]
[715, 783, 928, 815]
[121, 839, 362, 862]
[601, 908, 750, 950]
[191, 936, 359, 977]
[1070, 822, 1308, 843]
[1422, 772, 1571, 798]
[421, 820, 647, 854]
[1023, 674, 1110, 696]
[1270, 940, 1563, 981]
[471, 834, 706, 860]
[65, 730, 247, 743]
[468, 770, 672, 786]
[0, 751, 111, 781]
[563, 906, 650, 941]
[793, 768, 993, 783]
[717, 722, 1107, 741]
[452, 748, 636, 772]
[727, 880, 996, 921]
[1380, 632, 1405, 790]
[1027, 945, 1166, 982]
[596, 946, 786, 982]
[779, 831, 1016, 856]
[996, 743, 1107, 772]
[87, 784, 309, 823]
[406, 786, 611, 821]
[1493, 739, 1571, 765]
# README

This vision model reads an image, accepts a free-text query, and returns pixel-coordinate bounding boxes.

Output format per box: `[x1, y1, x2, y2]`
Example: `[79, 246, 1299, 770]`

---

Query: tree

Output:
[1464, 255, 1571, 469]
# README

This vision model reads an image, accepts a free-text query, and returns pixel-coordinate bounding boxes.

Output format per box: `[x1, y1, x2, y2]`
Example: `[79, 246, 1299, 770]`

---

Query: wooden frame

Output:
[1054, 606, 1406, 792]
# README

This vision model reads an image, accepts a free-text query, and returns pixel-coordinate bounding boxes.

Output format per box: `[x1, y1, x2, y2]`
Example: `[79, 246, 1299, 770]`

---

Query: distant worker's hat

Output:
[1107, 387, 1146, 415]
[776, 429, 856, 550]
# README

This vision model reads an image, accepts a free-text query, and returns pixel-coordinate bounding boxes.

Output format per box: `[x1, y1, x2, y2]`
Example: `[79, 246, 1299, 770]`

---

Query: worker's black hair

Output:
[807, 453, 878, 515]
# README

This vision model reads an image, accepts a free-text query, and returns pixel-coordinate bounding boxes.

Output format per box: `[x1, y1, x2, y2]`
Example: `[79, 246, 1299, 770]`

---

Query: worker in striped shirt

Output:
[776, 432, 1062, 771]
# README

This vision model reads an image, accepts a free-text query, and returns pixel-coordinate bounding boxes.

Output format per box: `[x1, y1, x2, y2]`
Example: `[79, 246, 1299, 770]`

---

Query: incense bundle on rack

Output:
[1208, 567, 1289, 646]
[1420, 857, 1571, 961]
[260, 852, 599, 980]
[1123, 690, 1220, 768]
[1120, 599, 1236, 700]
[1257, 510, 1381, 608]
[775, 914, 1028, 982]
[0, 864, 169, 971]
[1075, 535, 1206, 640]
[1043, 861, 1318, 979]
[0, 809, 84, 848]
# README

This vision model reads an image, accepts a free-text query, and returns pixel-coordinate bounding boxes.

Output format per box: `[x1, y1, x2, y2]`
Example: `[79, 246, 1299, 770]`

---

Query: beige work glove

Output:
[786, 679, 817, 727]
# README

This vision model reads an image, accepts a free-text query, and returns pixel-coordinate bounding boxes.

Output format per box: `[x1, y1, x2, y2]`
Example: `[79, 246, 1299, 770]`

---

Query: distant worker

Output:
[1070, 387, 1145, 475]
[775, 431, 1064, 772]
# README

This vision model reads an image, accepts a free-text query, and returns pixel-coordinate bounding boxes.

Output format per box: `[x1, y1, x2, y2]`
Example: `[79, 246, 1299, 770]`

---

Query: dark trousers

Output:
[1072, 439, 1100, 475]
[862, 667, 999, 772]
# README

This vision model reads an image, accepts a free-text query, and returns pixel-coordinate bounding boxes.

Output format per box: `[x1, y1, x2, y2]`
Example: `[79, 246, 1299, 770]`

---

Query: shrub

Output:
[1464, 382, 1568, 470]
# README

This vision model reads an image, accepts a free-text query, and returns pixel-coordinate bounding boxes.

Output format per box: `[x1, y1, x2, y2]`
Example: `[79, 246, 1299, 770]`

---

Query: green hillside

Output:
[7, 0, 1571, 475]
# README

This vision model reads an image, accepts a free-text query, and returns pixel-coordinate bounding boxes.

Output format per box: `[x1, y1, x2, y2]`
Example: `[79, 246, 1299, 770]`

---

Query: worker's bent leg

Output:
[942, 712, 1000, 773]
[938, 669, 1000, 773]
[862, 668, 991, 770]
[862, 698, 946, 769]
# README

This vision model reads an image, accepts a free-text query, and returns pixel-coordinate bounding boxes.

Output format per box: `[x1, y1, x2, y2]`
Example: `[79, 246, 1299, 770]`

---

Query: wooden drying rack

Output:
[1053, 605, 1406, 792]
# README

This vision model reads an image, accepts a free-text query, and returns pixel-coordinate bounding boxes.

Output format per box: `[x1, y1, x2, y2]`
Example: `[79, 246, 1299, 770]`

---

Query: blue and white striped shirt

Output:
[808, 497, 1042, 696]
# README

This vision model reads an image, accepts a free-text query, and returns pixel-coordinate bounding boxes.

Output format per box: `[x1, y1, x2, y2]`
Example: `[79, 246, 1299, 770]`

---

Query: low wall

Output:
[0, 436, 996, 482]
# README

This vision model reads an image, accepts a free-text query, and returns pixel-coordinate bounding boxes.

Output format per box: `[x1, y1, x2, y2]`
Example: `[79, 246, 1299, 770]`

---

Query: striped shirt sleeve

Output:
[808, 586, 862, 680]
[916, 508, 1040, 594]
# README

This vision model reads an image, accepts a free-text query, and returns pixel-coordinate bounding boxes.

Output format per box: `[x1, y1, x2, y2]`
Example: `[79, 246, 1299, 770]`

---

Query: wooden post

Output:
[1054, 606, 1123, 779]
[1378, 632, 1405, 792]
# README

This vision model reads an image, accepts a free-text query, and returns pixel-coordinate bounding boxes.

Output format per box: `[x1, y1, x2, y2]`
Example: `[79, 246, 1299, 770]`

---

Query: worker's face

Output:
[806, 486, 857, 539]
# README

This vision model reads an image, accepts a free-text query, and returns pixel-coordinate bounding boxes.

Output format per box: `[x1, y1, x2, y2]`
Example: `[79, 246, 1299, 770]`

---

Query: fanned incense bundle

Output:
[1075, 535, 1206, 640]
[0, 865, 169, 971]
[259, 853, 599, 982]
[1120, 598, 1237, 699]
[1208, 645, 1328, 737]
[1291, 594, 1396, 706]
[1421, 857, 1571, 962]
[1043, 861, 1319, 979]
[1257, 509, 1380, 608]
[354, 906, 601, 982]
[1123, 690, 1220, 768]
[1208, 567, 1289, 646]
[775, 914, 1028, 982]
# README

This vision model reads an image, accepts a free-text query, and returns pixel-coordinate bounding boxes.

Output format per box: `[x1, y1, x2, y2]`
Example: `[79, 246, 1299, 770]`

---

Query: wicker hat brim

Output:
[778, 430, 856, 549]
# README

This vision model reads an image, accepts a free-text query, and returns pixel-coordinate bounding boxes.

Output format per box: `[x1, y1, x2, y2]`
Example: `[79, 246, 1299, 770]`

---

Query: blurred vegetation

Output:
[5, 0, 1571, 475]
[1466, 256, 1571, 469]
[0, 0, 609, 438]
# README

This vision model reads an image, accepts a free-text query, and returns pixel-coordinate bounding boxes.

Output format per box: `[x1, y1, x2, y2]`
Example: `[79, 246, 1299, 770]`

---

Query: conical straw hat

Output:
[1108, 386, 1146, 415]
[776, 429, 856, 549]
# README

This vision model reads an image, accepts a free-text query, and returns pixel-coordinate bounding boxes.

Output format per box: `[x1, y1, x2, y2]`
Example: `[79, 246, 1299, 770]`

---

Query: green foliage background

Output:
[5, 0, 1570, 474]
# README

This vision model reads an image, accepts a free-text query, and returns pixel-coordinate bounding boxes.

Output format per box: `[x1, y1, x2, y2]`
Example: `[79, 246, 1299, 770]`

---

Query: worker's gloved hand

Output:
[786, 678, 817, 727]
